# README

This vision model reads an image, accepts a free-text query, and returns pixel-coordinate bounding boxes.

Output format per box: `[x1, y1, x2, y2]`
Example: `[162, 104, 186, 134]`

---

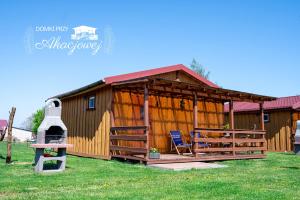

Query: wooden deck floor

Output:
[111, 153, 266, 164]
[147, 153, 265, 164]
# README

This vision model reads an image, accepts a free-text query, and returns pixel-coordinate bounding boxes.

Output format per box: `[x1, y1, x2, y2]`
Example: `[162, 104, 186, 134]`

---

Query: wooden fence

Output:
[110, 126, 148, 162]
[193, 128, 267, 157]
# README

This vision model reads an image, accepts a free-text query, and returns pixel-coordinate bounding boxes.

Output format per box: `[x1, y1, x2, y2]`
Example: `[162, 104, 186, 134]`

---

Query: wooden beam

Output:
[144, 84, 150, 159]
[109, 89, 116, 157]
[144, 85, 149, 127]
[192, 93, 199, 157]
[110, 89, 115, 128]
[110, 126, 148, 131]
[111, 154, 147, 162]
[193, 93, 198, 129]
[194, 146, 266, 153]
[111, 78, 149, 86]
[260, 102, 265, 130]
[194, 128, 266, 134]
[229, 100, 235, 129]
[110, 145, 147, 154]
[260, 102, 265, 154]
[6, 107, 16, 164]
[195, 138, 265, 143]
[114, 84, 268, 103]
[110, 135, 147, 141]
[112, 77, 276, 103]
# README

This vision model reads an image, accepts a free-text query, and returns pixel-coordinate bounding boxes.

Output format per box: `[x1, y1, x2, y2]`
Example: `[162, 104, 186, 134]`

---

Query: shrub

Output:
[32, 109, 45, 134]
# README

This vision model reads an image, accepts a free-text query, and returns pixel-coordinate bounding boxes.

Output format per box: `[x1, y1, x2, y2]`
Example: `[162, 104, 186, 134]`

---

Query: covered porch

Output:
[109, 77, 275, 164]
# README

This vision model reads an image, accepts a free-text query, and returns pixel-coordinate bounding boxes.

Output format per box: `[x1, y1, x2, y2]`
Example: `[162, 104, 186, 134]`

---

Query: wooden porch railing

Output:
[110, 126, 149, 161]
[193, 128, 267, 157]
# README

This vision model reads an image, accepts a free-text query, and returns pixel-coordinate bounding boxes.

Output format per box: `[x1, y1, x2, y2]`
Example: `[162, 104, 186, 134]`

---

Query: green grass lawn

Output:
[0, 143, 300, 200]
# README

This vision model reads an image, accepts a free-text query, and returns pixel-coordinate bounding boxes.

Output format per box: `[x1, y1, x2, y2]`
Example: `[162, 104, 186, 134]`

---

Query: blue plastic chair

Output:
[169, 130, 192, 155]
[190, 131, 210, 148]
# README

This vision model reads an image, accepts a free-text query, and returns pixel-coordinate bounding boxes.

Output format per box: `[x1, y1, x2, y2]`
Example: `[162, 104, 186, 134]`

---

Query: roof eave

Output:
[49, 80, 105, 100]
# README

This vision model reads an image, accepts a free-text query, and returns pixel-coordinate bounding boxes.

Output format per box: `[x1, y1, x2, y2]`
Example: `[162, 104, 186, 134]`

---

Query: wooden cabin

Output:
[54, 64, 275, 164]
[224, 96, 300, 152]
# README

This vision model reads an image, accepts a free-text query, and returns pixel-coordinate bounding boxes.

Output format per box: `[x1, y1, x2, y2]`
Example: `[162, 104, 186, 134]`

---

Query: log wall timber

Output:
[61, 86, 112, 159]
[113, 91, 224, 153]
[225, 110, 292, 152]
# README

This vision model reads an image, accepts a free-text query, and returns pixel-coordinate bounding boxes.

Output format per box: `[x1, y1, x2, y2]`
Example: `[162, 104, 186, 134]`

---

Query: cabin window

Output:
[264, 113, 270, 123]
[88, 96, 95, 110]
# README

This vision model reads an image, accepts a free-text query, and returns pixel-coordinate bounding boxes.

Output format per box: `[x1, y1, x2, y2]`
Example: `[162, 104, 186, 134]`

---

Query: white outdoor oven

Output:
[32, 98, 72, 173]
[37, 98, 67, 144]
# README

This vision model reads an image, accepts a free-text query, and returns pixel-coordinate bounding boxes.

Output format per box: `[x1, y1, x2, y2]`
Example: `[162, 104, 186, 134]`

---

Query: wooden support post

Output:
[193, 93, 198, 158]
[229, 101, 235, 156]
[110, 89, 116, 157]
[6, 107, 16, 164]
[144, 84, 149, 159]
[260, 102, 265, 131]
[232, 132, 236, 157]
[194, 132, 199, 158]
[260, 102, 265, 154]
[110, 90, 115, 128]
[193, 93, 198, 129]
[229, 100, 235, 129]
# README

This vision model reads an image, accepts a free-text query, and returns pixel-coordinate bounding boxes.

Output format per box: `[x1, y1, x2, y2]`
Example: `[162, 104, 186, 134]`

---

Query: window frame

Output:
[264, 113, 270, 123]
[87, 96, 96, 110]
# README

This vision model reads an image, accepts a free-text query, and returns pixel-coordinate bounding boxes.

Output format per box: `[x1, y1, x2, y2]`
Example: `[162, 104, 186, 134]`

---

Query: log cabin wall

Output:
[61, 86, 112, 159]
[113, 91, 224, 153]
[225, 110, 293, 152]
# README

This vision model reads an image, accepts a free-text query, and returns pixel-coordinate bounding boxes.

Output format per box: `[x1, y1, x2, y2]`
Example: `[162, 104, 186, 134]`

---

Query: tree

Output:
[189, 58, 210, 79]
[21, 115, 34, 130]
[32, 109, 45, 134]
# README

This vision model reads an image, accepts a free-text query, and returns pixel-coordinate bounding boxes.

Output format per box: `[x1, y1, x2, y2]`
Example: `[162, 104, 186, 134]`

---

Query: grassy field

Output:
[0, 143, 300, 200]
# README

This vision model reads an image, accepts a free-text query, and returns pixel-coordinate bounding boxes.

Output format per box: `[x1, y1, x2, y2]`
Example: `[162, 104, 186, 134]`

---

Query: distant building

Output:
[0, 120, 7, 136]
[224, 96, 300, 152]
[4, 127, 33, 142]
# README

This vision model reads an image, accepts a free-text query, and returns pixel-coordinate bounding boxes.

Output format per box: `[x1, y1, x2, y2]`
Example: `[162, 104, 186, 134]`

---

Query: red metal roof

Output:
[104, 64, 219, 88]
[224, 95, 300, 112]
[0, 120, 7, 131]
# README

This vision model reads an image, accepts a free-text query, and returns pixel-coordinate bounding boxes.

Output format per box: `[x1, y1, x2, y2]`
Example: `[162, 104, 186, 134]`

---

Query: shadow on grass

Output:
[5, 160, 18, 164]
[276, 152, 296, 156]
[42, 163, 72, 170]
[0, 154, 18, 163]
[279, 166, 300, 170]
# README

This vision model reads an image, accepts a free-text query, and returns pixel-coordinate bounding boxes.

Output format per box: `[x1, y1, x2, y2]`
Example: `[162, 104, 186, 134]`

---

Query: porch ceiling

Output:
[111, 78, 276, 103]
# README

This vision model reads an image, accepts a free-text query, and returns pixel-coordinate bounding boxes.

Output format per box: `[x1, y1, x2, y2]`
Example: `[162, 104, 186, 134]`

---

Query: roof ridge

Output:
[277, 95, 300, 98]
[104, 64, 183, 80]
[104, 64, 219, 88]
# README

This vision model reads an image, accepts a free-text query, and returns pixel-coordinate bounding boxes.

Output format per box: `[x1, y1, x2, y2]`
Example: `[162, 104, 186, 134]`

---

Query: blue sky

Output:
[1, 0, 300, 126]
